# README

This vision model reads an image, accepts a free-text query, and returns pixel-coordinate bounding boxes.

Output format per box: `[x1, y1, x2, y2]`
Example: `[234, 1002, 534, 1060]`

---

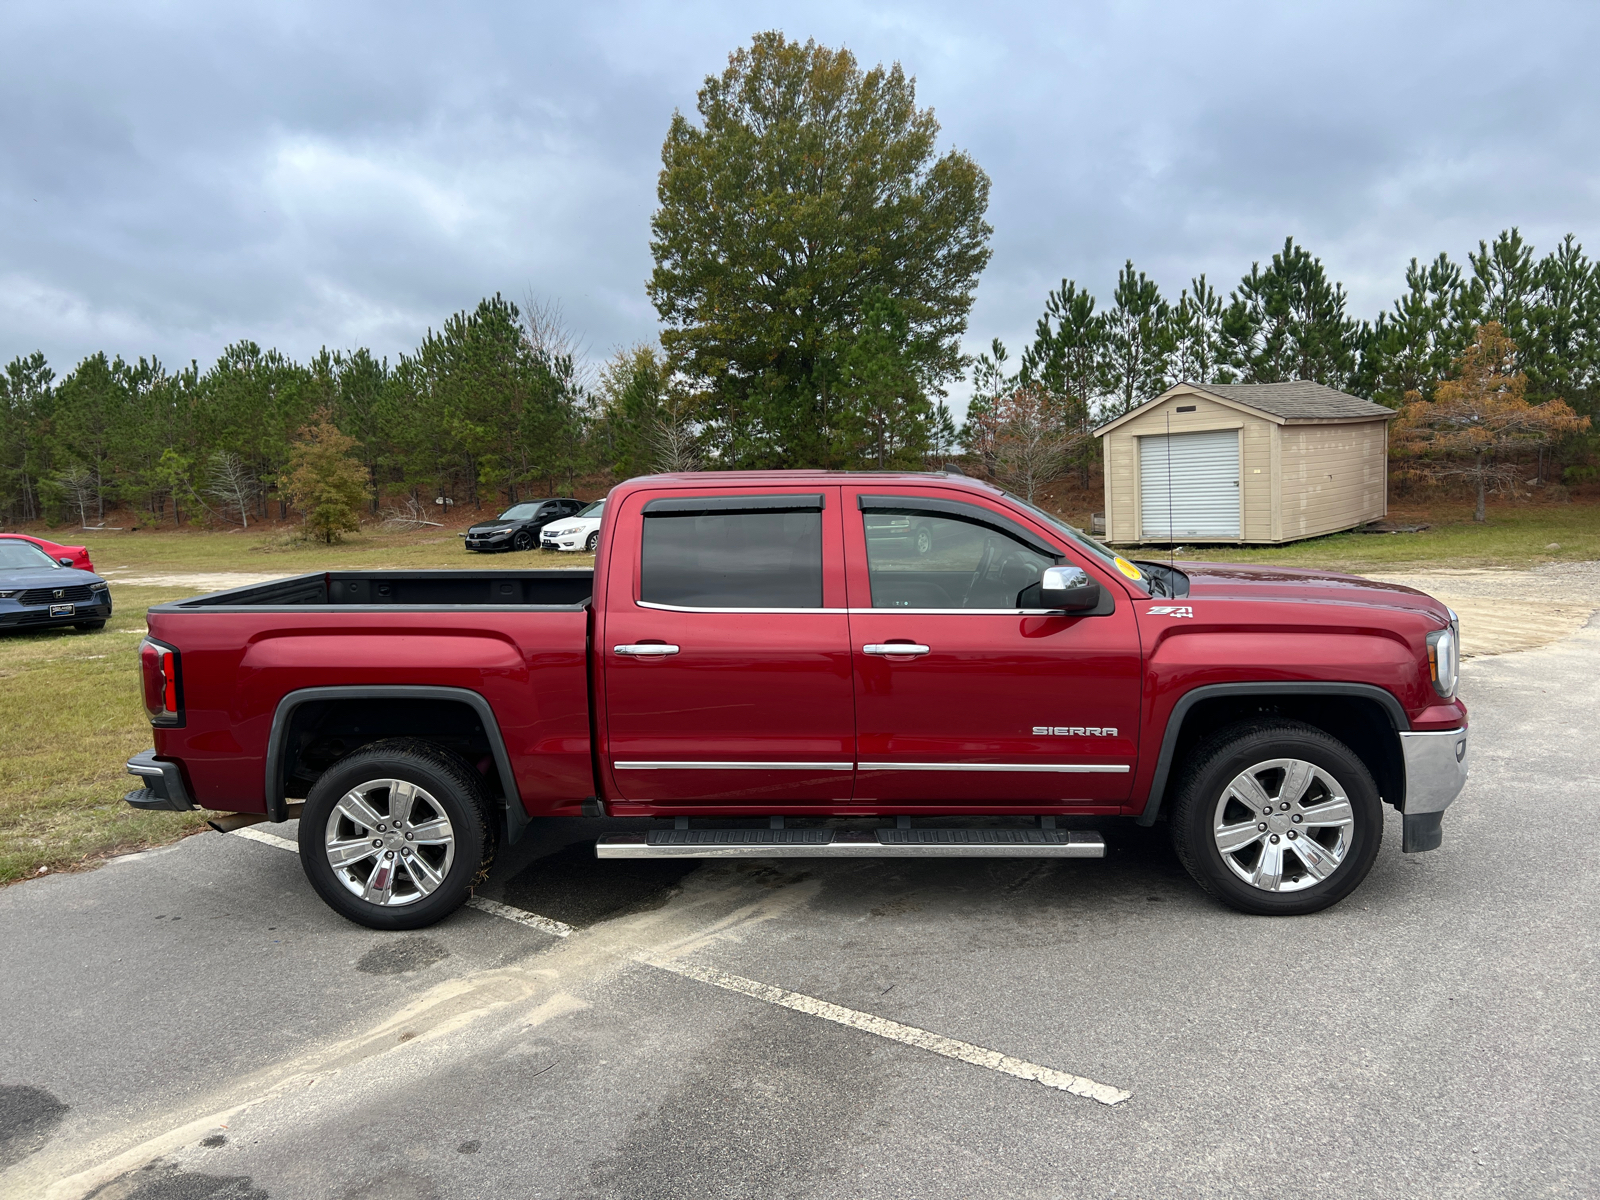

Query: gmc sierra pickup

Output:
[124, 471, 1468, 929]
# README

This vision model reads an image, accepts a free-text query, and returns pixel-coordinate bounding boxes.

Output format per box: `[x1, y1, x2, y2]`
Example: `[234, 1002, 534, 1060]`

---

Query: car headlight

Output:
[550, 526, 575, 537]
[1426, 612, 1459, 698]
[489, 529, 511, 539]
[91, 582, 109, 592]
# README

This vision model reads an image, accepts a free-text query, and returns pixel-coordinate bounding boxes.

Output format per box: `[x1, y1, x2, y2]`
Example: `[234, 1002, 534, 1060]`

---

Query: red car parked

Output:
[124, 471, 1468, 929]
[0, 533, 94, 572]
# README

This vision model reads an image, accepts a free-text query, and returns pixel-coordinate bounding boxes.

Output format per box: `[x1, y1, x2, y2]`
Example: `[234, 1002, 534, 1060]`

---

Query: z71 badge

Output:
[1146, 605, 1194, 618]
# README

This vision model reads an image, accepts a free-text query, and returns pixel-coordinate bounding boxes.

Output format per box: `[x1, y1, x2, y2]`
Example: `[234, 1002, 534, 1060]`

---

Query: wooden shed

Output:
[1096, 381, 1394, 545]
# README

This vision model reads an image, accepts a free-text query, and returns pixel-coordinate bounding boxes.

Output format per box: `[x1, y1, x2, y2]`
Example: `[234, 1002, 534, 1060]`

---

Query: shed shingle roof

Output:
[1186, 381, 1393, 420]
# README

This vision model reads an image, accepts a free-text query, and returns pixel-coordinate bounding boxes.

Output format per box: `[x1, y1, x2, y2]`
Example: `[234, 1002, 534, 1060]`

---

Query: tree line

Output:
[3, 33, 1597, 529]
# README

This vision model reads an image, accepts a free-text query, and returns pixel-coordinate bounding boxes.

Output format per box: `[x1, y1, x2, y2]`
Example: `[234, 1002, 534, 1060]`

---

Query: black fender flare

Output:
[1136, 682, 1410, 825]
[265, 685, 529, 843]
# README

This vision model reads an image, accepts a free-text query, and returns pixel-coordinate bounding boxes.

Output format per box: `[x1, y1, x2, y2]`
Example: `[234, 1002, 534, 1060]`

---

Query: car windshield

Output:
[0, 540, 61, 570]
[1000, 493, 1120, 564]
[575, 500, 605, 519]
[497, 503, 542, 520]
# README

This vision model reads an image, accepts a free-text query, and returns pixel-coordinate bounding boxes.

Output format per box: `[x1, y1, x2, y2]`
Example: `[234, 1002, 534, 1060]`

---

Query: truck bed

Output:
[145, 569, 598, 825]
[163, 568, 594, 610]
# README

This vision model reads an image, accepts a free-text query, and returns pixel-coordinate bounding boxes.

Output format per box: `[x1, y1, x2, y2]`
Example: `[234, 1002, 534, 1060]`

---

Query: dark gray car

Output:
[0, 538, 113, 632]
[463, 498, 584, 553]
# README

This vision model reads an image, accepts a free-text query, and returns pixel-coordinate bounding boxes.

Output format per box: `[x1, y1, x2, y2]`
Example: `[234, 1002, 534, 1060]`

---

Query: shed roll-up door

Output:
[1139, 429, 1241, 539]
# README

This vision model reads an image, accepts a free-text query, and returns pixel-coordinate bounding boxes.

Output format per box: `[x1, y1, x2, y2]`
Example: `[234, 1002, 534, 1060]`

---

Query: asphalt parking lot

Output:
[2, 616, 1597, 1200]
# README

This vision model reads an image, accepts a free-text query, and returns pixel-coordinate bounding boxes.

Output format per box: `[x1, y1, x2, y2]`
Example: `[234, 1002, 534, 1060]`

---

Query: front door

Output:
[844, 488, 1143, 807]
[600, 488, 855, 808]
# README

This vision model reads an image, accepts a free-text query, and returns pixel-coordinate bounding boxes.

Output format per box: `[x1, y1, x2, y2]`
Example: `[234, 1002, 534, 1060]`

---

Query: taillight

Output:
[139, 638, 183, 726]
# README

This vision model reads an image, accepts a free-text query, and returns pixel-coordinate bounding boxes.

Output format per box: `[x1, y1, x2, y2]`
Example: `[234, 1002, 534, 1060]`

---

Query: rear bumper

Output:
[124, 749, 194, 812]
[1398, 726, 1468, 852]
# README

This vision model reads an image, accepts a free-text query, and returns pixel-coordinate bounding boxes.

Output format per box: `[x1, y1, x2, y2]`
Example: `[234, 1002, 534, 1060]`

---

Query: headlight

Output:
[1427, 613, 1459, 698]
[91, 582, 109, 592]
[550, 526, 575, 537]
[488, 529, 511, 539]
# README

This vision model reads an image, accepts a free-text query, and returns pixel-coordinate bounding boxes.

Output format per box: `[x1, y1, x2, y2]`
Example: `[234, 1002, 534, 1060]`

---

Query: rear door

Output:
[599, 488, 855, 807]
[845, 487, 1143, 807]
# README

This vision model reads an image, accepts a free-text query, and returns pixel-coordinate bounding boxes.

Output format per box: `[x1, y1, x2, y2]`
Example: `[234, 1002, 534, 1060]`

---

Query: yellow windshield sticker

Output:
[1113, 556, 1144, 581]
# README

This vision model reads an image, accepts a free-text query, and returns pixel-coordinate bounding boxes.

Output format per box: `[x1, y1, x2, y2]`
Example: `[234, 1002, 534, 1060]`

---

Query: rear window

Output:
[639, 495, 824, 609]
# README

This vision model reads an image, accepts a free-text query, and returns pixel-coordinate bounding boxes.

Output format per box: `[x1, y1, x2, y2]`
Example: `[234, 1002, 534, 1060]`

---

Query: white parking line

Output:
[226, 826, 1129, 1103]
[227, 828, 572, 937]
[232, 827, 298, 852]
[648, 958, 1131, 1106]
[464, 896, 573, 938]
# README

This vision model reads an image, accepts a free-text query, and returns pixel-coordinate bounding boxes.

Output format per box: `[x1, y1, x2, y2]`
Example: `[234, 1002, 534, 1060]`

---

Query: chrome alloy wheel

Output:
[1212, 758, 1355, 893]
[323, 778, 457, 907]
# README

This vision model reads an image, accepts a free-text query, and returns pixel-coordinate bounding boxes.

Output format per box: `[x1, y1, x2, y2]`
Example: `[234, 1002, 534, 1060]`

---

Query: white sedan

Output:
[539, 499, 606, 553]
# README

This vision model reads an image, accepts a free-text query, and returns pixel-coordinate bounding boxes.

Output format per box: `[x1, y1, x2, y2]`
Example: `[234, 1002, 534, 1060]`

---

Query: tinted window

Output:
[499, 503, 541, 520]
[0, 540, 60, 570]
[863, 510, 1056, 609]
[641, 510, 823, 608]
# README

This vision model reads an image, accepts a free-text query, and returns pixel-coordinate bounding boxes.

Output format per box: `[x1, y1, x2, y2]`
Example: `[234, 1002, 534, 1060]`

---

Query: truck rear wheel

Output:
[298, 738, 496, 930]
[1168, 720, 1382, 916]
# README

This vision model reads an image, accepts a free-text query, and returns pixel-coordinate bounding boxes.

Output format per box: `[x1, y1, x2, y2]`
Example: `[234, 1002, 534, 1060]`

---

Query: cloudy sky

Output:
[3, 0, 1597, 408]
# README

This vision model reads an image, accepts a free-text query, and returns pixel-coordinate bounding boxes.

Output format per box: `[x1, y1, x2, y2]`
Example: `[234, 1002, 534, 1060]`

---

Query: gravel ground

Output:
[1365, 560, 1598, 657]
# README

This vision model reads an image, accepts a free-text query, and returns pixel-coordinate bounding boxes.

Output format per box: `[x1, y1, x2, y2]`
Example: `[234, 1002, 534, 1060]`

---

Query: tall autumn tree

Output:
[283, 413, 369, 543]
[648, 32, 992, 468]
[1392, 323, 1590, 522]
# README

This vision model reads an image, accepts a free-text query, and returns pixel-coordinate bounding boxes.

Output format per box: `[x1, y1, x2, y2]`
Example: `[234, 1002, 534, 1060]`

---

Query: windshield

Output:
[1000, 492, 1157, 596]
[1001, 493, 1118, 565]
[497, 503, 542, 520]
[0, 540, 62, 570]
[575, 500, 605, 519]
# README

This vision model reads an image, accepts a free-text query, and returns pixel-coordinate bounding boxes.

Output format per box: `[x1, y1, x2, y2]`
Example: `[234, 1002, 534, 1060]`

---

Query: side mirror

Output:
[58, 557, 74, 567]
[1039, 565, 1102, 613]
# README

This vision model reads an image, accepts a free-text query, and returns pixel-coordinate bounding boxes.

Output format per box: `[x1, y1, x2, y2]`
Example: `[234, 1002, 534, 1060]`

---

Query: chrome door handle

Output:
[613, 644, 680, 657]
[863, 643, 930, 657]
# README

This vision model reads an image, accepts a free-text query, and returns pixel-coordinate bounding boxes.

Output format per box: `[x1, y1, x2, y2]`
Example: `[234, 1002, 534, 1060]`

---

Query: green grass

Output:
[1084, 497, 1597, 574]
[1197, 500, 1600, 573]
[72, 526, 592, 577]
[0, 585, 212, 885]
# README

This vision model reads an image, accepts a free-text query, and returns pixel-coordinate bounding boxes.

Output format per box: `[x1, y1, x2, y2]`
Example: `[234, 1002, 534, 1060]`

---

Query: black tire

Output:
[913, 526, 933, 555]
[585, 530, 599, 553]
[512, 530, 534, 552]
[298, 738, 496, 930]
[74, 620, 107, 631]
[1168, 720, 1382, 916]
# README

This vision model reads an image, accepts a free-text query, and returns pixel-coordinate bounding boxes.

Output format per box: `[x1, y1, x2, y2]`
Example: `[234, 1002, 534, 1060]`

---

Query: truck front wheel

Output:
[1168, 720, 1382, 916]
[298, 739, 496, 930]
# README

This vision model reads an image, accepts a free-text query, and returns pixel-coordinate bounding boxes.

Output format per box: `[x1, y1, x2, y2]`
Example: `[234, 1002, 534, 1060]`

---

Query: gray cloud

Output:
[3, 0, 1597, 412]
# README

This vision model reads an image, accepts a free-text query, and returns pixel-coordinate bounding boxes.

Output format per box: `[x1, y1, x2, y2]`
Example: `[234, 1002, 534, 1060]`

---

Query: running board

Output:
[595, 828, 1106, 859]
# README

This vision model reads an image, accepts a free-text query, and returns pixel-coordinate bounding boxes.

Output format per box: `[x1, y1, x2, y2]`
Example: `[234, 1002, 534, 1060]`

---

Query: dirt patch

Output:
[1364, 561, 1599, 656]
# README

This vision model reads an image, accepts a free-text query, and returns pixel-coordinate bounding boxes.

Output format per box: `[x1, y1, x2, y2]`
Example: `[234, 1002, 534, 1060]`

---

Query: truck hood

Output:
[1177, 561, 1451, 623]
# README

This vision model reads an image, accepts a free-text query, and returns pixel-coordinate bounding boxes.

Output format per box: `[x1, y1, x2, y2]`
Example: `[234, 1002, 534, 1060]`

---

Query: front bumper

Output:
[1398, 726, 1469, 852]
[0, 597, 112, 629]
[124, 749, 194, 811]
[541, 535, 584, 551]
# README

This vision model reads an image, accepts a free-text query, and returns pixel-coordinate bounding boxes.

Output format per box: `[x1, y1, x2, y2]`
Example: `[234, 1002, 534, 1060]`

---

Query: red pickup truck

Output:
[125, 471, 1468, 929]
